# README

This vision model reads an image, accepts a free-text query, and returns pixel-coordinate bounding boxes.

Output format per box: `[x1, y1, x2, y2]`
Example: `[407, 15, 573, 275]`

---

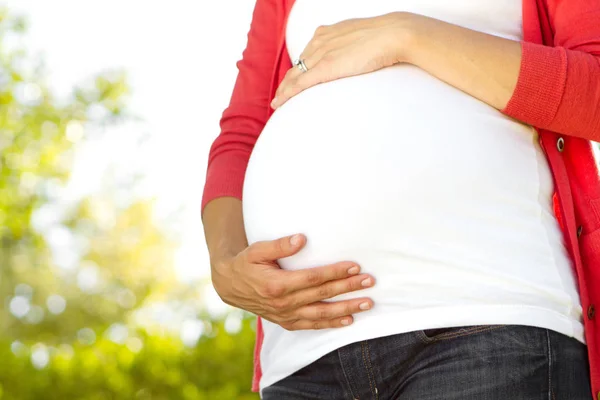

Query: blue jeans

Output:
[261, 324, 592, 399]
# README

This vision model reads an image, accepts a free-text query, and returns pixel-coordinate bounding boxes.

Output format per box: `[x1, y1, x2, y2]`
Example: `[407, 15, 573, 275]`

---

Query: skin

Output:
[206, 11, 523, 331]
[271, 12, 522, 113]
[203, 197, 376, 331]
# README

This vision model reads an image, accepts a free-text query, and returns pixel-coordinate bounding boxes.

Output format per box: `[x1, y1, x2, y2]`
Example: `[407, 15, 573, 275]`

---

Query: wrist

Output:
[390, 11, 428, 65]
[210, 251, 237, 271]
[210, 255, 235, 299]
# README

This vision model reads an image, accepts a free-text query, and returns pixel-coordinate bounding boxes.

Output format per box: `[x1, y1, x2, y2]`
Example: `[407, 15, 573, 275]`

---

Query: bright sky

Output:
[5, 0, 256, 282]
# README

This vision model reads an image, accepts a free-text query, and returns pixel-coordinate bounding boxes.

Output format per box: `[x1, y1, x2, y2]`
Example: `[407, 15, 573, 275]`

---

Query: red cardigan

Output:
[201, 0, 600, 395]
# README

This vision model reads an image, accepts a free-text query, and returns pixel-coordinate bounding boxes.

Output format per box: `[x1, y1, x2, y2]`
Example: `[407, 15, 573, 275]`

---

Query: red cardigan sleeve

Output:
[501, 0, 600, 141]
[201, 0, 282, 217]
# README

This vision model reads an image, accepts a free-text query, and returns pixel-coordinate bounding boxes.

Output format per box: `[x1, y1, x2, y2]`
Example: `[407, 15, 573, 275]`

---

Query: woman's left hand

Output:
[271, 11, 415, 109]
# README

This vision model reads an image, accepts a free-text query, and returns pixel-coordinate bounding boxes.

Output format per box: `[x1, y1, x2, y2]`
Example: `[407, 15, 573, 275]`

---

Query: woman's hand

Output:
[211, 233, 376, 331]
[271, 11, 523, 113]
[270, 11, 413, 109]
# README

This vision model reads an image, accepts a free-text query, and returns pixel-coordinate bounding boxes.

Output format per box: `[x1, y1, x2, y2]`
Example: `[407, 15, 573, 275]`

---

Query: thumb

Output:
[246, 233, 306, 263]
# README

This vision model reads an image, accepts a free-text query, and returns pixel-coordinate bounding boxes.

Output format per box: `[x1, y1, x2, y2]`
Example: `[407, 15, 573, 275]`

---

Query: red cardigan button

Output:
[589, 305, 596, 320]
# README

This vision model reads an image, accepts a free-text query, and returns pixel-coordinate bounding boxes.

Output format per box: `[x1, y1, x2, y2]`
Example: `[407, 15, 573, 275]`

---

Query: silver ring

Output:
[293, 58, 308, 73]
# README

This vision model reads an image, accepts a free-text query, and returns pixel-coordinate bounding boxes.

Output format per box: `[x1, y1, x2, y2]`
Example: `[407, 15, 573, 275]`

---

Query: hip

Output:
[261, 323, 591, 400]
[259, 303, 586, 393]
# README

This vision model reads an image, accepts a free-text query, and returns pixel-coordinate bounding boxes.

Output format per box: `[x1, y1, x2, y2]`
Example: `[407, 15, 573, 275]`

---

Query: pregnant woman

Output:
[202, 0, 600, 399]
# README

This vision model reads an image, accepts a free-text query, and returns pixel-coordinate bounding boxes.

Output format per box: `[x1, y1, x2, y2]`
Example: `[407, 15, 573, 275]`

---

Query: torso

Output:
[241, 0, 584, 393]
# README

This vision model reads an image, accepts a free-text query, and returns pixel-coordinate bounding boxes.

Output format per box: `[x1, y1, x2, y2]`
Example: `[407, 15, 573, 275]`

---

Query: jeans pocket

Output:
[417, 324, 507, 343]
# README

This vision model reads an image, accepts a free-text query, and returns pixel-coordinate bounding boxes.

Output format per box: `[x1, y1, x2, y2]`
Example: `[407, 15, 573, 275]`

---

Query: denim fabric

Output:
[261, 324, 592, 400]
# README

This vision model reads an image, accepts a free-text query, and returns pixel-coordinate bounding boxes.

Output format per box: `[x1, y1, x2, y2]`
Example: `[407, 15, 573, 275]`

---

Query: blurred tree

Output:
[0, 5, 159, 342]
[0, 318, 258, 400]
[0, 8, 257, 399]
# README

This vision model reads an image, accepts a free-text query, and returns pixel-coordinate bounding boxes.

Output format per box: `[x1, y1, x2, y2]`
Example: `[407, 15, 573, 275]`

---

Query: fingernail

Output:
[359, 302, 371, 310]
[270, 98, 278, 108]
[290, 234, 302, 246]
[347, 266, 360, 275]
[341, 318, 352, 326]
[361, 278, 372, 287]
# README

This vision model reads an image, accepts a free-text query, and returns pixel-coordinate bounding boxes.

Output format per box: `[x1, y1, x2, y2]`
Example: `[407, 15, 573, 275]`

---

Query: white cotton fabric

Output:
[241, 0, 585, 395]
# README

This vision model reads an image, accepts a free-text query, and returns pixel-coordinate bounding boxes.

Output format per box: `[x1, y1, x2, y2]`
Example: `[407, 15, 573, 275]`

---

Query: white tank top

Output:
[242, 0, 585, 394]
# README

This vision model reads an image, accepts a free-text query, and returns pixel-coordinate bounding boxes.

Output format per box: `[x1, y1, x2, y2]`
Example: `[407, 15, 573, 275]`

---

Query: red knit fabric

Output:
[201, 0, 600, 395]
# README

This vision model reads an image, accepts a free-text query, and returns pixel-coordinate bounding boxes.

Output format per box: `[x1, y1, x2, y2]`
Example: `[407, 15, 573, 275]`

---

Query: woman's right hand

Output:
[211, 233, 375, 331]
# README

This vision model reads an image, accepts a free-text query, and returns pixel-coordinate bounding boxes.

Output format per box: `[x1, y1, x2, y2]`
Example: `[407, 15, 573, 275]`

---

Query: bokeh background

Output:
[0, 1, 260, 399]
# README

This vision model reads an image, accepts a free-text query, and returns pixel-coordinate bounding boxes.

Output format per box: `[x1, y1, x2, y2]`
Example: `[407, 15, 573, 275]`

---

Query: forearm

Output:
[400, 13, 522, 111]
[202, 197, 248, 265]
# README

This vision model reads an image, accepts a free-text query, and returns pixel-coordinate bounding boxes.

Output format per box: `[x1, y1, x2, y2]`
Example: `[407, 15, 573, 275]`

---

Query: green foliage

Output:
[0, 9, 258, 399]
[0, 319, 257, 400]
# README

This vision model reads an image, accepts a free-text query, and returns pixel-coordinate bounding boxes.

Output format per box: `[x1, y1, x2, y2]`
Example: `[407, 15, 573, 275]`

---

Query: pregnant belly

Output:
[242, 64, 559, 306]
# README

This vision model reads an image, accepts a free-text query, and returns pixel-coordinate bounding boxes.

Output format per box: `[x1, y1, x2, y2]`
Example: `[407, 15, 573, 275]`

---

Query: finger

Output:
[274, 56, 312, 102]
[282, 315, 355, 331]
[289, 273, 375, 305]
[301, 35, 335, 67]
[273, 54, 329, 108]
[273, 64, 303, 105]
[282, 261, 365, 294]
[245, 233, 306, 262]
[296, 298, 374, 321]
[298, 35, 326, 65]
[273, 45, 328, 108]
